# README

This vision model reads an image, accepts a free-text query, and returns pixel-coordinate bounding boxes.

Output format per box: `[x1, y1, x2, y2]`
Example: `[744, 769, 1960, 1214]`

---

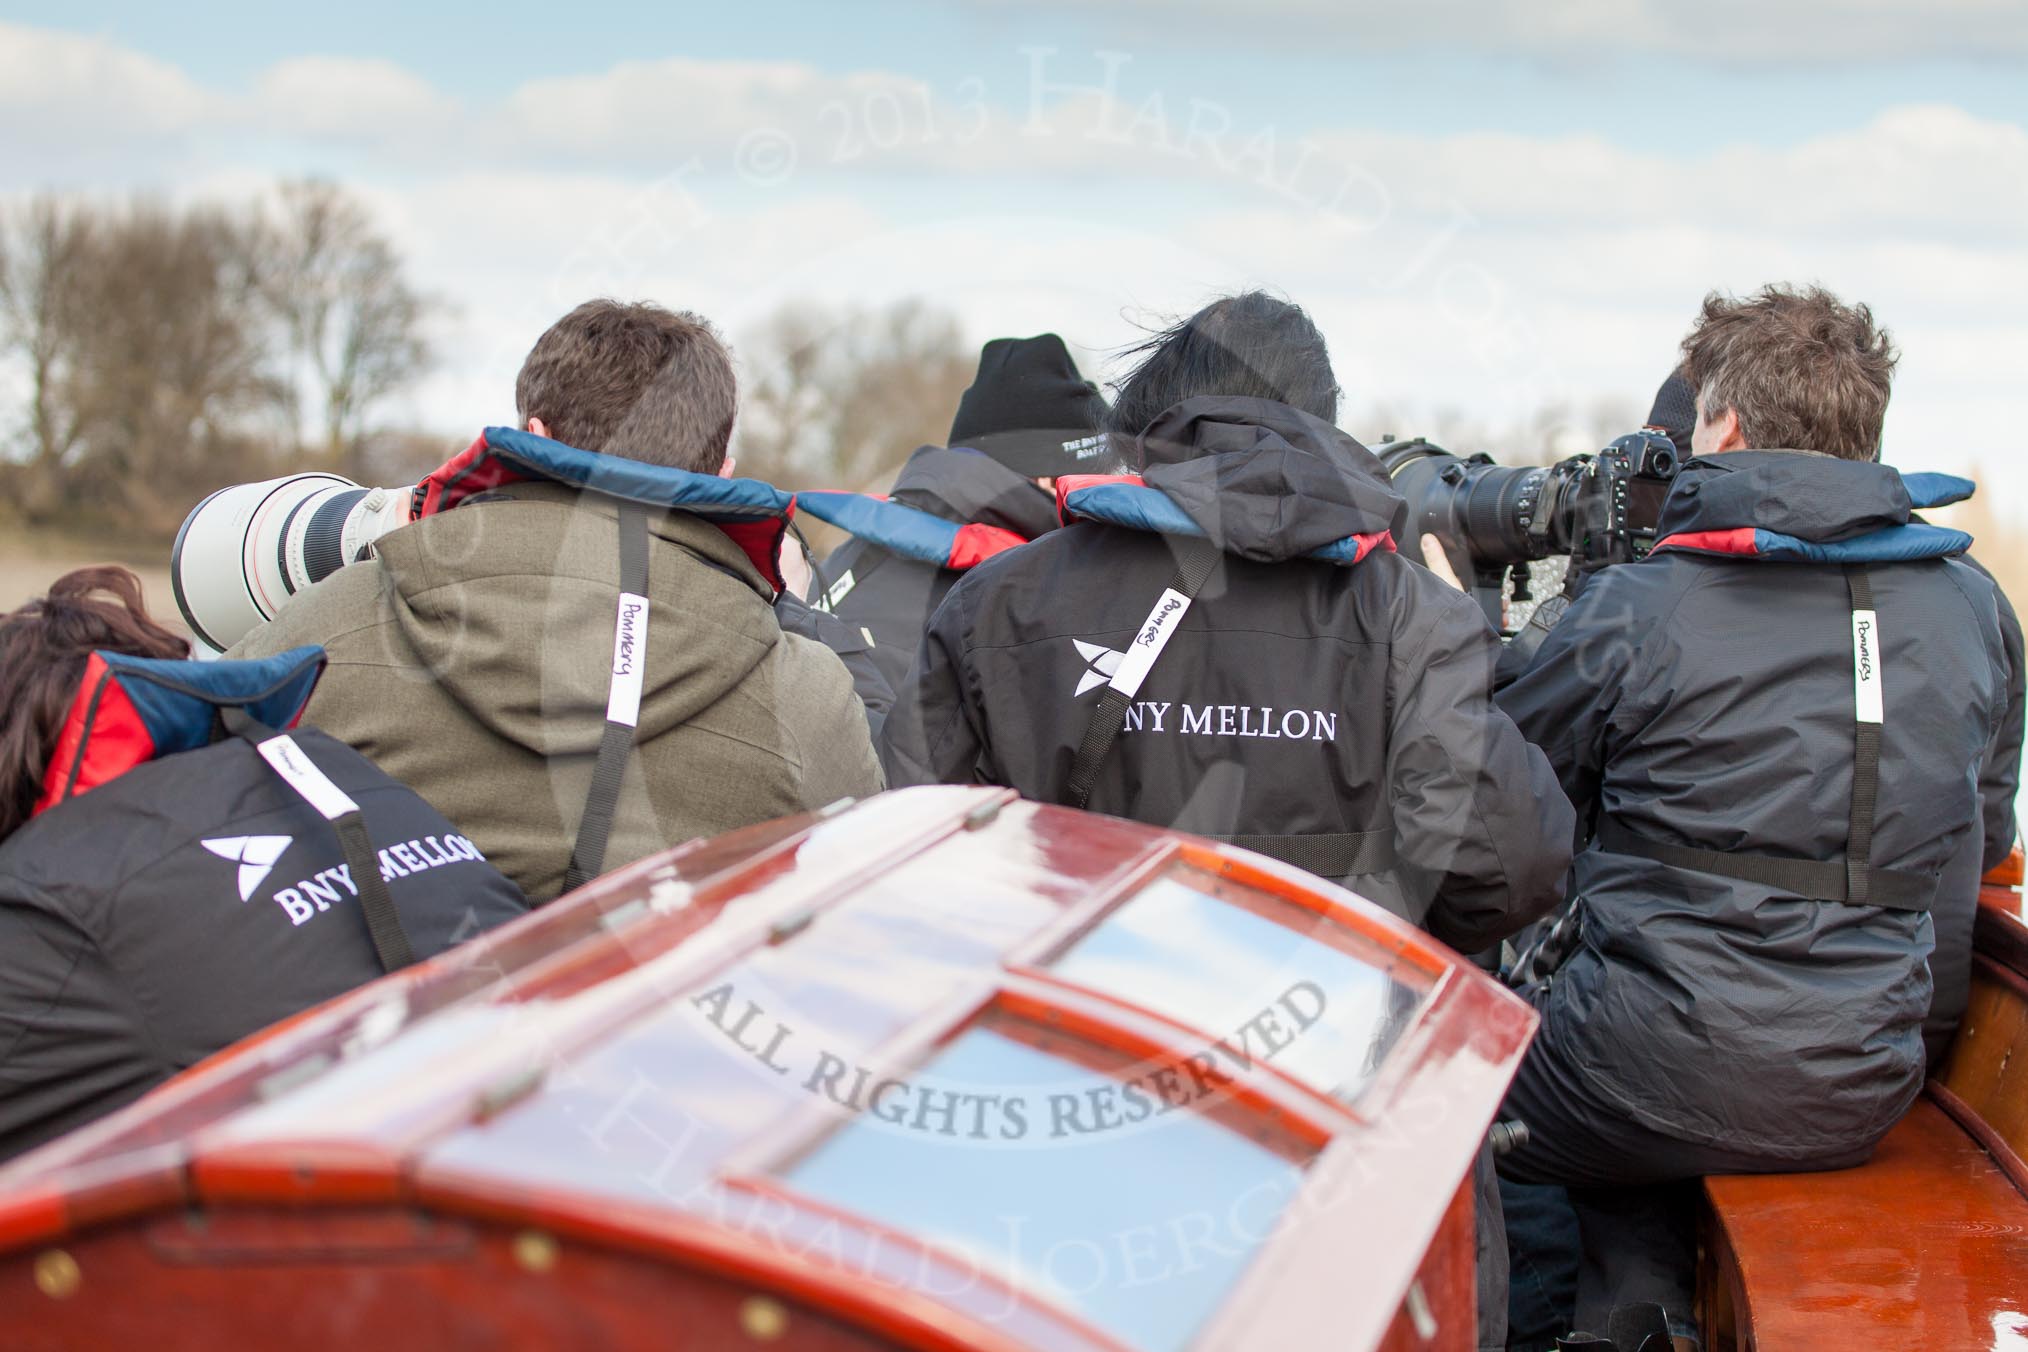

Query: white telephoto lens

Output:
[170, 473, 356, 652]
[278, 483, 414, 598]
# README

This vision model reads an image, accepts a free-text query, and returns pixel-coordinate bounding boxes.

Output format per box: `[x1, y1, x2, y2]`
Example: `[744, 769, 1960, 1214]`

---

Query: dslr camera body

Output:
[1379, 430, 1681, 630]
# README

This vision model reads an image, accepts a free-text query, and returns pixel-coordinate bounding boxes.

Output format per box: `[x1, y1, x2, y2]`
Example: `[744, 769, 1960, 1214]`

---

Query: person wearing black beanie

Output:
[947, 334, 1112, 482]
[798, 334, 1112, 692]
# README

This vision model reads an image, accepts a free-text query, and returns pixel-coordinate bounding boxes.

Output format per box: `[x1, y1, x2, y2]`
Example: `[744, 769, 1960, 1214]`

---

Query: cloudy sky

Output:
[3, 1, 2024, 500]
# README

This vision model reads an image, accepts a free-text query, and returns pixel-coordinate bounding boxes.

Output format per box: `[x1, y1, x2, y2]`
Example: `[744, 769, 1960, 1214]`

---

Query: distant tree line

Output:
[0, 173, 977, 543]
[0, 181, 438, 536]
[732, 298, 975, 494]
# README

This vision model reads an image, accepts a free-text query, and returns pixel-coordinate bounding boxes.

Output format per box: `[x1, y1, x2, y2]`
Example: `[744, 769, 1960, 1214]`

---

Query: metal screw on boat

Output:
[33, 1250, 80, 1300]
[740, 1295, 790, 1341]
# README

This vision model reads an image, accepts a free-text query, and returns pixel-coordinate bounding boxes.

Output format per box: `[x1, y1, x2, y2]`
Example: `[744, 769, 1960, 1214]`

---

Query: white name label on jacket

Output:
[816, 569, 855, 613]
[608, 591, 651, 728]
[258, 735, 361, 821]
[1851, 607, 1883, 724]
[1110, 587, 1192, 698]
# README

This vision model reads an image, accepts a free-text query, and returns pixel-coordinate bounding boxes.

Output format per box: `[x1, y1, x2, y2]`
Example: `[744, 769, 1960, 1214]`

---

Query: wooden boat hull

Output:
[0, 788, 1534, 1352]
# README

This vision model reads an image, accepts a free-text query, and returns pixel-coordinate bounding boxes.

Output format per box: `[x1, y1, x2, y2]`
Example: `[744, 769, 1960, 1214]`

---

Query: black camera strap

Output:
[565, 503, 651, 894]
[1064, 537, 1220, 811]
[221, 707, 416, 973]
[1598, 563, 1932, 913]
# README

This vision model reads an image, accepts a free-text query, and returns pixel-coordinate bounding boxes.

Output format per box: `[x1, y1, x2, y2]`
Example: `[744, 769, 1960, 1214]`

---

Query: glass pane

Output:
[778, 1025, 1303, 1352]
[1047, 875, 1426, 1101]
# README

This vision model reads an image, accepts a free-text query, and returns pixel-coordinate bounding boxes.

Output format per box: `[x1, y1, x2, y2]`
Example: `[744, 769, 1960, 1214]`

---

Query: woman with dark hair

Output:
[1106, 290, 1341, 436]
[0, 567, 189, 839]
[0, 567, 528, 1161]
[880, 292, 1573, 1351]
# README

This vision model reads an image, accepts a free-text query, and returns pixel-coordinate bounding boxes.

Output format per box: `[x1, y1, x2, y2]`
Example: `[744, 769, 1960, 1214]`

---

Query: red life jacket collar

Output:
[414, 429, 795, 595]
[34, 647, 324, 818]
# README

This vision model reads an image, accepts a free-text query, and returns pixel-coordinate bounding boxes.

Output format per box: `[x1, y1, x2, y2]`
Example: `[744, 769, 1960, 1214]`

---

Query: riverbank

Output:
[0, 530, 187, 640]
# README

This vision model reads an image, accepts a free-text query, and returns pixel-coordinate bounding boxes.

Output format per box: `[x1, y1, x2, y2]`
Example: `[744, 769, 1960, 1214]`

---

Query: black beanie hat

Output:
[1646, 370, 1698, 459]
[947, 334, 1111, 478]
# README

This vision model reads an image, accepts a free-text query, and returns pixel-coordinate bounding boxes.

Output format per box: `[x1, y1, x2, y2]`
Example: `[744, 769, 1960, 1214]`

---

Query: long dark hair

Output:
[0, 566, 188, 839]
[1107, 291, 1341, 442]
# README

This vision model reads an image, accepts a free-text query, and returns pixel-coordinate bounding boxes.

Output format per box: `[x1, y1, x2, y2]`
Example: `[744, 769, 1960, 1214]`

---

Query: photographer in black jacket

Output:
[883, 292, 1573, 947]
[1494, 286, 2011, 1340]
[0, 567, 528, 1160]
[881, 293, 1576, 1352]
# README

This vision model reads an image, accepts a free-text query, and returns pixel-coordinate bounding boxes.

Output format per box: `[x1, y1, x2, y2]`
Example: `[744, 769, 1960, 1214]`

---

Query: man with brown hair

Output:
[1492, 284, 2010, 1342]
[515, 299, 738, 473]
[232, 299, 883, 902]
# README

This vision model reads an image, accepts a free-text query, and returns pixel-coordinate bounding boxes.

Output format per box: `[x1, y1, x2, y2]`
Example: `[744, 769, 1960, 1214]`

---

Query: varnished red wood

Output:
[1936, 880, 2028, 1172]
[1372, 1177, 1477, 1352]
[0, 788, 1535, 1351]
[1202, 971, 1528, 1352]
[1927, 1080, 2028, 1203]
[5, 1206, 907, 1352]
[1703, 1098, 2028, 1350]
[1702, 864, 2028, 1348]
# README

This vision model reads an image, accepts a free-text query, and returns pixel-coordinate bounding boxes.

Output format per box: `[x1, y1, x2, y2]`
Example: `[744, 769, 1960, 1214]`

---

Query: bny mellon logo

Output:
[201, 835, 294, 902]
[1072, 639, 1124, 698]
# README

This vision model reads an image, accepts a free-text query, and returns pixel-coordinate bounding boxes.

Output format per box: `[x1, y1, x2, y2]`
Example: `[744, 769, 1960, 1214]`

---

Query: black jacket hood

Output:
[1657, 450, 1913, 543]
[889, 444, 1060, 540]
[1136, 397, 1408, 563]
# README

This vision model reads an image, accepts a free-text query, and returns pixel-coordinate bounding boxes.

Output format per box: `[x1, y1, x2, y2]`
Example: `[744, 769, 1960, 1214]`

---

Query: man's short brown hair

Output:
[515, 300, 736, 473]
[1679, 285, 1898, 462]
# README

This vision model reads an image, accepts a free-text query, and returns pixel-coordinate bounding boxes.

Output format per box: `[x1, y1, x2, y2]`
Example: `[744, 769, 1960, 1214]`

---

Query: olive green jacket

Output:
[231, 482, 883, 901]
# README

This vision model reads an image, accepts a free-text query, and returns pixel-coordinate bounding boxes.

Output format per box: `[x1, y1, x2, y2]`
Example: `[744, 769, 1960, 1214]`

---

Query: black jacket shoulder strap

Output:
[1064, 537, 1220, 810]
[222, 708, 416, 972]
[565, 503, 650, 893]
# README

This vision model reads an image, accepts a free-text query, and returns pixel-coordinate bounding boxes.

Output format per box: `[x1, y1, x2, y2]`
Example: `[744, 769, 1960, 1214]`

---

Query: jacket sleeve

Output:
[774, 594, 895, 741]
[774, 632, 887, 809]
[1491, 566, 1664, 836]
[1981, 579, 2024, 871]
[879, 582, 991, 789]
[1384, 580, 1576, 953]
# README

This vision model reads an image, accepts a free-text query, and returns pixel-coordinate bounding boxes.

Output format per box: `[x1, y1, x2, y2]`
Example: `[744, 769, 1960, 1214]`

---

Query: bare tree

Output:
[58, 201, 284, 532]
[0, 198, 94, 520]
[259, 180, 435, 475]
[0, 184, 440, 536]
[736, 299, 974, 493]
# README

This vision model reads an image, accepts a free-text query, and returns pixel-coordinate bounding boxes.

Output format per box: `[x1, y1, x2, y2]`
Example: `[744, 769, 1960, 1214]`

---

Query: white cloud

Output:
[505, 59, 932, 162]
[252, 57, 465, 146]
[0, 22, 2021, 500]
[0, 23, 214, 156]
[4, 23, 2023, 247]
[1253, 105, 2028, 241]
[966, 0, 2028, 64]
